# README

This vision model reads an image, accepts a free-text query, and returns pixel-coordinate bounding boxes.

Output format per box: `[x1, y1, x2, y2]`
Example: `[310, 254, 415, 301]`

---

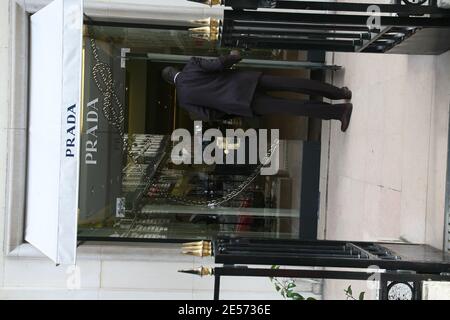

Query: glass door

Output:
[78, 22, 316, 242]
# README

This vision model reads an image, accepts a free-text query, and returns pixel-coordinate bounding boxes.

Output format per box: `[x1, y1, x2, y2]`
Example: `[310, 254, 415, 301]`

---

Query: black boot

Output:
[340, 103, 353, 132]
[341, 87, 352, 100]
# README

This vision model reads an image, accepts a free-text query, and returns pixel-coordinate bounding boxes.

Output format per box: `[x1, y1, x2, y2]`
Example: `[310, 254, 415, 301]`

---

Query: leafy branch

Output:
[344, 285, 365, 300]
[269, 265, 315, 300]
[270, 266, 365, 300]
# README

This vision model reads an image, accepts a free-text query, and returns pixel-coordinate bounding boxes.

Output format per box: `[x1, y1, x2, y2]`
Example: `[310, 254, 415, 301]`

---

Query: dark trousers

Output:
[251, 75, 348, 120]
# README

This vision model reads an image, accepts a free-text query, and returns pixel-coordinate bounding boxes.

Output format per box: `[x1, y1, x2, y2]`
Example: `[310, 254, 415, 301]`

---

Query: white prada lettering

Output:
[85, 98, 99, 165]
[65, 104, 77, 158]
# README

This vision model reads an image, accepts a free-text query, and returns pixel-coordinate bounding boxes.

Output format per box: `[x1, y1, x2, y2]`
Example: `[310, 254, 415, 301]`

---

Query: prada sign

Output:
[25, 0, 84, 265]
[84, 98, 99, 165]
[66, 104, 77, 158]
[78, 36, 125, 223]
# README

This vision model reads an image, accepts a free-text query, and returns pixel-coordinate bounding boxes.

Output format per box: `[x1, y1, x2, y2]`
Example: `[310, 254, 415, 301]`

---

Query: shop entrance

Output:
[77, 21, 324, 242]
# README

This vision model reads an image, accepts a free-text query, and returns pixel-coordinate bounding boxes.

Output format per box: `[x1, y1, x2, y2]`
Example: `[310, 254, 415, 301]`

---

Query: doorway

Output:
[78, 21, 320, 242]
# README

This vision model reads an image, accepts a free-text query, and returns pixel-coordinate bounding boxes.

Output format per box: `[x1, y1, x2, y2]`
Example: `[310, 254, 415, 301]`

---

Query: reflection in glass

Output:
[78, 24, 314, 241]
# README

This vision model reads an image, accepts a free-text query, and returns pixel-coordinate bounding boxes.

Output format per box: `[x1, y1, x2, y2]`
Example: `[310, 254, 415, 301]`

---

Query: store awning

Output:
[25, 0, 83, 265]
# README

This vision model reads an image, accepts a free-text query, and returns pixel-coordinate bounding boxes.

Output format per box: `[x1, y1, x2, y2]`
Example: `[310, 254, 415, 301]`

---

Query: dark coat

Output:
[175, 54, 262, 121]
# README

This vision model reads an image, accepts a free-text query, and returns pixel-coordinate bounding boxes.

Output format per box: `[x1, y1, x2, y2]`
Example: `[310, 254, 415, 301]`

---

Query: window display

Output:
[77, 23, 316, 242]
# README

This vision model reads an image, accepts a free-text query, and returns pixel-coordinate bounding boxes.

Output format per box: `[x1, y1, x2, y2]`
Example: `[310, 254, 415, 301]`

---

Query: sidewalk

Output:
[318, 50, 450, 299]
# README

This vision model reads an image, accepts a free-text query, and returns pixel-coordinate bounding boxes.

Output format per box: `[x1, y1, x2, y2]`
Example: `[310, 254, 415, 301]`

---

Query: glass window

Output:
[78, 23, 319, 242]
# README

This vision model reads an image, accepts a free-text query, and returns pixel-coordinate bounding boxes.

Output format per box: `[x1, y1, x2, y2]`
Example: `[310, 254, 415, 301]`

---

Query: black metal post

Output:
[232, 28, 371, 40]
[222, 0, 449, 16]
[214, 266, 450, 282]
[231, 21, 380, 33]
[214, 274, 221, 300]
[379, 275, 389, 300]
[224, 9, 450, 28]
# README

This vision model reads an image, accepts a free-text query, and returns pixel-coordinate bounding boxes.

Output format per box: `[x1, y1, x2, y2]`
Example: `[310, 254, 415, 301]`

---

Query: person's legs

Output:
[257, 74, 351, 100]
[251, 93, 352, 131]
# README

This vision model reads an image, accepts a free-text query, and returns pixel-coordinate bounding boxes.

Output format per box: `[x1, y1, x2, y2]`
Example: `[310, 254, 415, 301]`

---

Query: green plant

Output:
[269, 265, 315, 300]
[270, 266, 366, 300]
[344, 285, 365, 300]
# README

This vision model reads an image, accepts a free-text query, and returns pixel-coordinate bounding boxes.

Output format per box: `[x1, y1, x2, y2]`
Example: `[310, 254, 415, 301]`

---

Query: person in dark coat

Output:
[162, 50, 353, 132]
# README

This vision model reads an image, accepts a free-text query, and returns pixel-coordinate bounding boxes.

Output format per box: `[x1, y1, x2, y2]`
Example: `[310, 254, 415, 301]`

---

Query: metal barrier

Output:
[188, 0, 450, 54]
[180, 238, 450, 300]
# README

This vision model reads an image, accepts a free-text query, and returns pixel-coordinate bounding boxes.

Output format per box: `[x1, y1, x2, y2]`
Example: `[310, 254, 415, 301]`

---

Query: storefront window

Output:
[77, 22, 316, 242]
